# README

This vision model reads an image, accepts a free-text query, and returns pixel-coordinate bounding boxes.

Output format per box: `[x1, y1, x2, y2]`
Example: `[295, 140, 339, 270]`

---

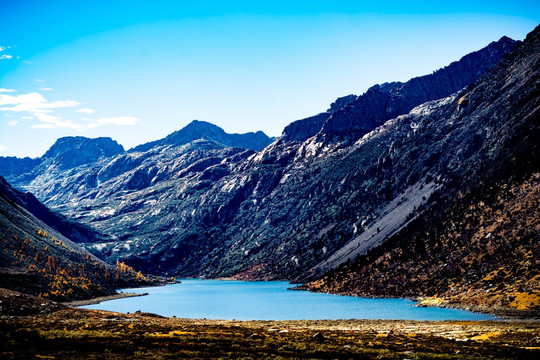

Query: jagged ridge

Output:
[319, 36, 518, 141]
[131, 120, 273, 152]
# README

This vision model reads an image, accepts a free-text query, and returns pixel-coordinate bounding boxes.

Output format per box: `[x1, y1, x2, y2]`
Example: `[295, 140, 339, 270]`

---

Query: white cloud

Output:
[31, 110, 61, 123]
[1, 90, 139, 131]
[11, 99, 80, 112]
[0, 92, 79, 111]
[31, 111, 87, 130]
[0, 93, 42, 106]
[0, 92, 82, 130]
[39, 87, 54, 91]
[34, 79, 45, 83]
[76, 107, 95, 114]
[0, 88, 16, 93]
[0, 46, 14, 60]
[0, 92, 45, 106]
[0, 144, 7, 152]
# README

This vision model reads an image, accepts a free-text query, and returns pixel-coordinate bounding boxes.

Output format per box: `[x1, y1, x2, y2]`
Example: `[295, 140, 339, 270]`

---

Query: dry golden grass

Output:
[1, 305, 539, 360]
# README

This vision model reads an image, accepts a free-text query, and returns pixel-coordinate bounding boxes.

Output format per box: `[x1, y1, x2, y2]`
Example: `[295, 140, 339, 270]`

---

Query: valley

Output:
[2, 3, 540, 359]
[1, 24, 539, 316]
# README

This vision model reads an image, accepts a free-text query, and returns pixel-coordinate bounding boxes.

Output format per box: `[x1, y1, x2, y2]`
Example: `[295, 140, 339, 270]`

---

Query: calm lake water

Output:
[82, 279, 495, 321]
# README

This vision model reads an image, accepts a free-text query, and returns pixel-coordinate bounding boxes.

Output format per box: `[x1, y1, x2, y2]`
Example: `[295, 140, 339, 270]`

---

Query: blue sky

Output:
[1, 1, 538, 157]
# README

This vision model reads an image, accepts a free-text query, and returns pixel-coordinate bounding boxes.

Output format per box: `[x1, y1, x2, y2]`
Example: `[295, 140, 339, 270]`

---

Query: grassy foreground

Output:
[1, 303, 539, 359]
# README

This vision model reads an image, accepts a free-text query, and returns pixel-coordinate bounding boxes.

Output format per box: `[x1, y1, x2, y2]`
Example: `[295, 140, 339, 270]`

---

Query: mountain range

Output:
[1, 26, 538, 311]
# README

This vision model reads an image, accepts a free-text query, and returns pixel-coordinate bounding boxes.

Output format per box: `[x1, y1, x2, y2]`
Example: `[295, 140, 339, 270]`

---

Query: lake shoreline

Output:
[420, 301, 540, 320]
[291, 284, 540, 320]
[69, 280, 538, 321]
[66, 292, 148, 306]
[80, 279, 496, 321]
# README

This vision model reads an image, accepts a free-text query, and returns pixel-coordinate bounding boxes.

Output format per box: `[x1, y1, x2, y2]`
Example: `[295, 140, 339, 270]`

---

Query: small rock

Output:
[313, 332, 327, 342]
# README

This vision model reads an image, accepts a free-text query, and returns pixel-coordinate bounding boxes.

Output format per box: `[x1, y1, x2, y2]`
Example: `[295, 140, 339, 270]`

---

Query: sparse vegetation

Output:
[0, 178, 172, 302]
[305, 172, 540, 315]
[0, 295, 538, 360]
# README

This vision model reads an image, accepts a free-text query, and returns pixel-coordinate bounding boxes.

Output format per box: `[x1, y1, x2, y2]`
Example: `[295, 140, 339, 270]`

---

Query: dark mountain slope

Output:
[307, 174, 540, 311]
[304, 26, 540, 310]
[319, 36, 518, 142]
[0, 176, 162, 301]
[281, 112, 333, 142]
[0, 176, 110, 244]
[283, 36, 516, 145]
[131, 120, 273, 152]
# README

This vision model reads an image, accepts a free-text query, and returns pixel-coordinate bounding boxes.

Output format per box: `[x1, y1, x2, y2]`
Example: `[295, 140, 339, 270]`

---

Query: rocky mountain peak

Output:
[318, 35, 519, 142]
[42, 136, 124, 170]
[131, 120, 273, 152]
[180, 119, 227, 134]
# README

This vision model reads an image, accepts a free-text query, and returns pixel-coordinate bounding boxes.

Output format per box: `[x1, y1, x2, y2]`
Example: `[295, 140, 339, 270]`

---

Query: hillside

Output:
[305, 174, 540, 311]
[304, 26, 540, 311]
[0, 176, 166, 302]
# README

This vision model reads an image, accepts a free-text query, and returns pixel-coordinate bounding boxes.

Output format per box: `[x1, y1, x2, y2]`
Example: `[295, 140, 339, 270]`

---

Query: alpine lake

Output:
[82, 279, 494, 321]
